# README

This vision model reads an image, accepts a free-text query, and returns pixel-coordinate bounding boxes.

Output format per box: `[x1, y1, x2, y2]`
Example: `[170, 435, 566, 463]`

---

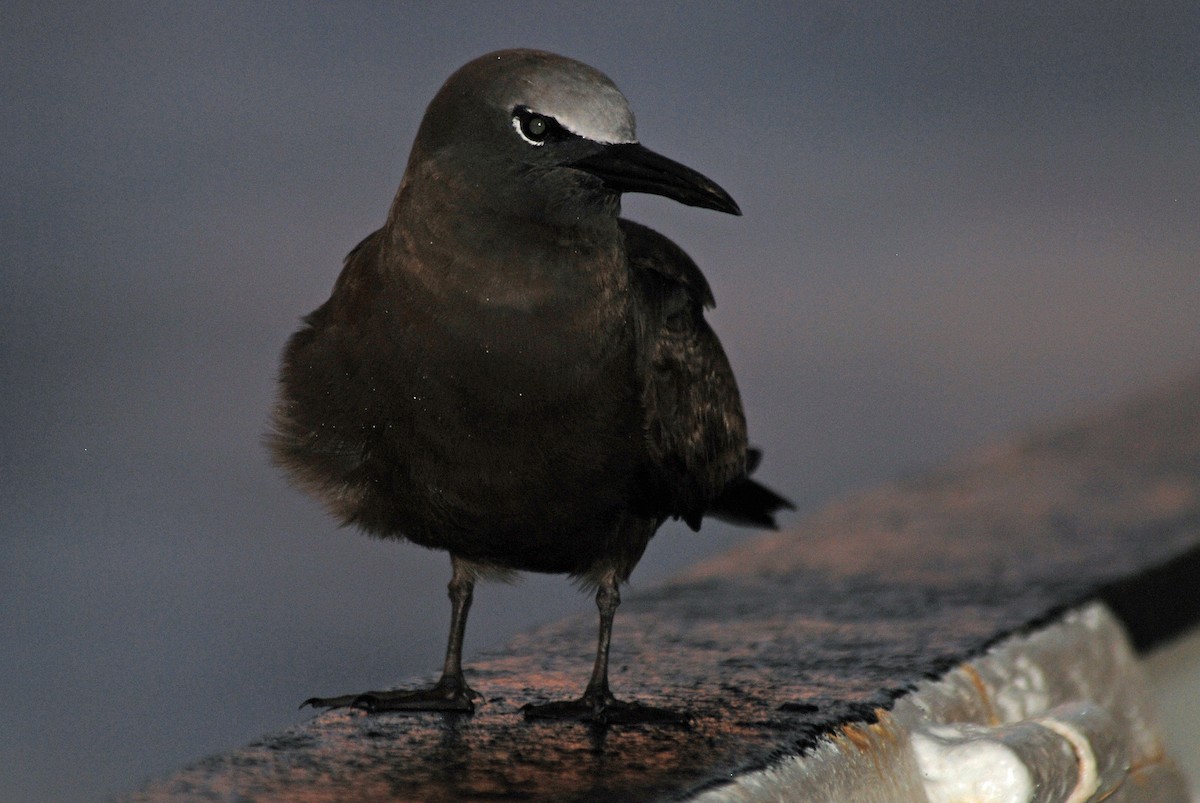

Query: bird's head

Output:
[402, 49, 741, 226]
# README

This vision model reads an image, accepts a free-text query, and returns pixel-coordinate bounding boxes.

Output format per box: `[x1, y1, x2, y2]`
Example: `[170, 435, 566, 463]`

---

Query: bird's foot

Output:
[522, 693, 688, 725]
[301, 678, 478, 713]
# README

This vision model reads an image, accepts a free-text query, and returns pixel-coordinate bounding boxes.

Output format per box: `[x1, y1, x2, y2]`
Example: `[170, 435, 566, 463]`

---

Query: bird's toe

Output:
[522, 696, 689, 726]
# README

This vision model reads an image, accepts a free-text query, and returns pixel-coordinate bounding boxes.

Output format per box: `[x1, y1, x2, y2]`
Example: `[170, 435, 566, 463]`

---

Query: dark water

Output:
[3, 3, 1198, 800]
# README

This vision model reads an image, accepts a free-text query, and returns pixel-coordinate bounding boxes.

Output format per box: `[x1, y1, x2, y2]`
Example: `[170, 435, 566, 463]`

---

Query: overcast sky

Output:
[3, 2, 1198, 799]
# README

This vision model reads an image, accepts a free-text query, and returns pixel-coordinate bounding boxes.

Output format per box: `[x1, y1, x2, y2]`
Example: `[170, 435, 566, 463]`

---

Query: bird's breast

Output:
[409, 239, 633, 389]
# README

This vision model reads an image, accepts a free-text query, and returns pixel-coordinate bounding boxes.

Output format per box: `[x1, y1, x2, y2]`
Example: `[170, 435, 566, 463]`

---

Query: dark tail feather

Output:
[707, 448, 794, 529]
[708, 478, 794, 529]
[745, 446, 764, 474]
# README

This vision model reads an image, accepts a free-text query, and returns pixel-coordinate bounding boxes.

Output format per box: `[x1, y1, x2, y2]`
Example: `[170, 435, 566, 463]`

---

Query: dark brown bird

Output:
[271, 49, 790, 723]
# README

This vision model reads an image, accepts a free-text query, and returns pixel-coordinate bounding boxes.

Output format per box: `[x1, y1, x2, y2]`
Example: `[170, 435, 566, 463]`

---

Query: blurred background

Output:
[3, 2, 1198, 799]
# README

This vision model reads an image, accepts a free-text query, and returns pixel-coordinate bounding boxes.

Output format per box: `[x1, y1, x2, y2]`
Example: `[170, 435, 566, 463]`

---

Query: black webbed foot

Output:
[302, 679, 478, 713]
[522, 694, 688, 725]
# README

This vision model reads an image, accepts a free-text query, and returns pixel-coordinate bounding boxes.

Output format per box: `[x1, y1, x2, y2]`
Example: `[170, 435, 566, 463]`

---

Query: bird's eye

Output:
[525, 116, 547, 139]
[513, 108, 556, 146]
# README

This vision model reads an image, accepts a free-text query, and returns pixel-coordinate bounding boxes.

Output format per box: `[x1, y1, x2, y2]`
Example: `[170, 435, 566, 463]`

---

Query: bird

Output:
[270, 49, 791, 724]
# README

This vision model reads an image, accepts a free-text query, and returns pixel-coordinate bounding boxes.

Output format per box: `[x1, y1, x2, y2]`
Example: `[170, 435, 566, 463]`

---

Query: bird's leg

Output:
[301, 556, 478, 713]
[523, 570, 687, 725]
[579, 572, 621, 707]
[437, 555, 477, 696]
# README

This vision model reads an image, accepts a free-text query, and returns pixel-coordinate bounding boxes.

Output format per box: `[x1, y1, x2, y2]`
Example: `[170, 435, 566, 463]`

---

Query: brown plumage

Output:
[271, 49, 790, 723]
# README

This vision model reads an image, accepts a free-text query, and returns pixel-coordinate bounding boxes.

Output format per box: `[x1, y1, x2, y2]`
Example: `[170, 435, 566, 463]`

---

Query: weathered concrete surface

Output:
[700, 603, 1187, 802]
[131, 372, 1200, 801]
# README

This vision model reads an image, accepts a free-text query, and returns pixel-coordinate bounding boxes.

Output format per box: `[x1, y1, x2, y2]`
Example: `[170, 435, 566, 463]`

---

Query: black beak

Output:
[570, 143, 741, 216]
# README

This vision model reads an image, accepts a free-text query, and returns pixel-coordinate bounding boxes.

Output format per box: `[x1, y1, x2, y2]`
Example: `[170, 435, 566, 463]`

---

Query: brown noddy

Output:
[271, 49, 791, 724]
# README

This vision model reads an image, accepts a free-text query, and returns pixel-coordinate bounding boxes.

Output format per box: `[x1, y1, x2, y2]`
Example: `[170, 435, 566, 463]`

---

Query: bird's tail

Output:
[707, 448, 794, 529]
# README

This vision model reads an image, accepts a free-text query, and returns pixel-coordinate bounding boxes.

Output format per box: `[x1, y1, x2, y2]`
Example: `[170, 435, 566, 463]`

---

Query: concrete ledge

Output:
[703, 602, 1187, 801]
[129, 372, 1200, 800]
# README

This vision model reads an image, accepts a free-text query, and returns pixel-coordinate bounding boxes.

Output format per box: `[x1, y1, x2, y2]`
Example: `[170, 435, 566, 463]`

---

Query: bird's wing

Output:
[622, 218, 750, 530]
[268, 228, 391, 525]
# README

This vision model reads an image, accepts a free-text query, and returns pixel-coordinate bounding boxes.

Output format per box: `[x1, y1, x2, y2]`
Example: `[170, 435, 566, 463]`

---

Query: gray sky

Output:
[3, 2, 1198, 799]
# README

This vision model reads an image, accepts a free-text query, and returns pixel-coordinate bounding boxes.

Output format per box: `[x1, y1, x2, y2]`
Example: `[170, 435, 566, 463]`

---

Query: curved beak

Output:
[571, 143, 741, 216]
